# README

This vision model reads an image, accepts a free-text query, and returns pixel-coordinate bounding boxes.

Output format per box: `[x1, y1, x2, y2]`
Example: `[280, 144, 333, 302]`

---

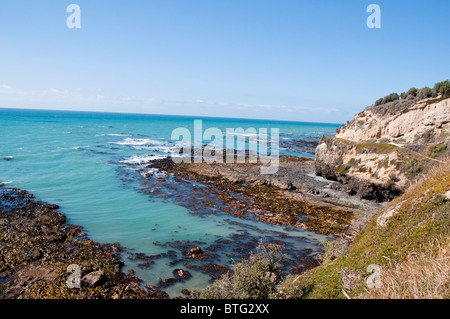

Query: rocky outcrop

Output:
[315, 96, 450, 202]
[337, 96, 450, 147]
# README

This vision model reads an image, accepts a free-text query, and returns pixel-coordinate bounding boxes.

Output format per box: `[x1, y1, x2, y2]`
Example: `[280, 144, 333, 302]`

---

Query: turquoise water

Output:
[0, 108, 338, 296]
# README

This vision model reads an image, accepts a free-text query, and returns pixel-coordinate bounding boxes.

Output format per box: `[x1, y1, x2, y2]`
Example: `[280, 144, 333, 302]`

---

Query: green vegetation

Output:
[200, 240, 284, 299]
[429, 143, 448, 158]
[200, 162, 450, 299]
[403, 158, 423, 180]
[434, 80, 450, 96]
[375, 80, 449, 106]
[337, 164, 350, 175]
[375, 93, 399, 105]
[355, 142, 398, 154]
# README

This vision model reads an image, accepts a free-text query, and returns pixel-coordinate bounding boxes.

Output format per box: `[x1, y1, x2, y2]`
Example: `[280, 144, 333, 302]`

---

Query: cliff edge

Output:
[315, 93, 449, 202]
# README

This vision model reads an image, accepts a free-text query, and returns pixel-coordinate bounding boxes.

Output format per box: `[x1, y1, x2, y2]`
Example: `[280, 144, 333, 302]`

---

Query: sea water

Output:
[0, 108, 338, 296]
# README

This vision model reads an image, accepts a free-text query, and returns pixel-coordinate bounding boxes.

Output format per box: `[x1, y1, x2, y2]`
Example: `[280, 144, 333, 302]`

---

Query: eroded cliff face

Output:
[315, 96, 449, 202]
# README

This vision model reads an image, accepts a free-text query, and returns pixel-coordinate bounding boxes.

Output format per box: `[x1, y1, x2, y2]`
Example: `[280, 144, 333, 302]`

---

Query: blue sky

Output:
[0, 0, 449, 123]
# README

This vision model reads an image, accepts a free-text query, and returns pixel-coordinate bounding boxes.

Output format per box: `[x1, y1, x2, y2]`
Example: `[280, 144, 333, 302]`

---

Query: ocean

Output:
[0, 108, 338, 297]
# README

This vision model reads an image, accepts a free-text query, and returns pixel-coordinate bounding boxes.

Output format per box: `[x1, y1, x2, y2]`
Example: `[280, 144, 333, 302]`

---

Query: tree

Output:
[416, 87, 433, 100]
[382, 93, 400, 104]
[406, 87, 418, 98]
[433, 80, 450, 96]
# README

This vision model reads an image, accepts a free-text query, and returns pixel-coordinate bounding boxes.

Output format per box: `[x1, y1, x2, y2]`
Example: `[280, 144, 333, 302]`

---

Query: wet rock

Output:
[158, 277, 177, 287]
[181, 289, 192, 297]
[189, 247, 205, 258]
[81, 270, 105, 288]
[173, 269, 191, 280]
[0, 188, 163, 299]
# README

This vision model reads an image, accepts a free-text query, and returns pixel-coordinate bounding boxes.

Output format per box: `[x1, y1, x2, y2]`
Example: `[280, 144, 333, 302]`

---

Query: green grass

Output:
[281, 161, 450, 299]
[355, 142, 399, 154]
[429, 143, 448, 158]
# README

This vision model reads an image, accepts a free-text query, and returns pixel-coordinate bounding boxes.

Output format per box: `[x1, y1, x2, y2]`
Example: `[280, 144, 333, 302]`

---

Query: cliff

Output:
[315, 96, 450, 201]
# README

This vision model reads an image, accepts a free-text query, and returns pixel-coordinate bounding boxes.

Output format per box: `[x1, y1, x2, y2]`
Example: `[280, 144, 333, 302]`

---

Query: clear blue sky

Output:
[0, 0, 449, 123]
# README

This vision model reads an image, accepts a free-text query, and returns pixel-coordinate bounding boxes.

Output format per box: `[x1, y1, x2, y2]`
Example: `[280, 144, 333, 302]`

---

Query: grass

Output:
[355, 142, 399, 154]
[198, 161, 449, 299]
[274, 160, 450, 299]
[429, 143, 448, 159]
[359, 239, 449, 299]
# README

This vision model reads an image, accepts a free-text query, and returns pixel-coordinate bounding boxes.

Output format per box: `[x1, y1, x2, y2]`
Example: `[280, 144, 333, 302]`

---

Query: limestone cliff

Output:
[315, 96, 450, 201]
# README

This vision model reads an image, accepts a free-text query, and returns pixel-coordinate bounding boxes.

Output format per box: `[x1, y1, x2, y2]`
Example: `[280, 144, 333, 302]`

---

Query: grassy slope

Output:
[291, 161, 449, 299]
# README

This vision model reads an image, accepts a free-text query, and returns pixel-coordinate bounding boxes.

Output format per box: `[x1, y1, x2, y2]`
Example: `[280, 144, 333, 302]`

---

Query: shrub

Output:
[406, 87, 418, 98]
[429, 143, 448, 158]
[433, 80, 450, 97]
[416, 87, 434, 100]
[382, 93, 400, 104]
[404, 158, 423, 180]
[374, 80, 449, 106]
[200, 240, 285, 299]
[375, 98, 384, 106]
[322, 239, 350, 262]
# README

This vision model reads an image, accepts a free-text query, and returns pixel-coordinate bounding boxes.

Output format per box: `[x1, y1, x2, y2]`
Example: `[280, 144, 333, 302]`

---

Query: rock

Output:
[173, 269, 191, 280]
[189, 247, 205, 257]
[181, 289, 192, 296]
[444, 190, 450, 201]
[158, 277, 177, 287]
[315, 97, 450, 202]
[81, 270, 105, 288]
[376, 201, 405, 227]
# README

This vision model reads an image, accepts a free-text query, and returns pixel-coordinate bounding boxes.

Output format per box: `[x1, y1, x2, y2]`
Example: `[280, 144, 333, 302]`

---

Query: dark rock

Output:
[173, 269, 191, 280]
[189, 247, 205, 258]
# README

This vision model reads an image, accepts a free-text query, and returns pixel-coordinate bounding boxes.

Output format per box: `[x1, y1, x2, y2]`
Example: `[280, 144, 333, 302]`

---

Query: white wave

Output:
[96, 133, 130, 137]
[0, 181, 13, 186]
[2, 156, 14, 160]
[119, 154, 167, 165]
[140, 168, 166, 178]
[113, 138, 165, 147]
[132, 145, 177, 153]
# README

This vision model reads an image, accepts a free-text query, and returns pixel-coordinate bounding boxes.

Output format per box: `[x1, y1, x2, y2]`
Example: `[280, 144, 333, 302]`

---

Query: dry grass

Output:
[359, 239, 449, 299]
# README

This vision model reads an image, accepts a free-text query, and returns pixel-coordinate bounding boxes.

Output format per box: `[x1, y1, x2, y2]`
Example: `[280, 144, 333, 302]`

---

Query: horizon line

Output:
[0, 106, 341, 126]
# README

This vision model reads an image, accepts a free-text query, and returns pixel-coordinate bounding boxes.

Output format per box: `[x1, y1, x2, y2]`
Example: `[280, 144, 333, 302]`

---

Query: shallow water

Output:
[0, 108, 338, 297]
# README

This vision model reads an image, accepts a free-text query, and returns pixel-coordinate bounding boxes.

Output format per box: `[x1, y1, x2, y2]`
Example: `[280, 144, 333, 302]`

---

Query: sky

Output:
[0, 0, 449, 123]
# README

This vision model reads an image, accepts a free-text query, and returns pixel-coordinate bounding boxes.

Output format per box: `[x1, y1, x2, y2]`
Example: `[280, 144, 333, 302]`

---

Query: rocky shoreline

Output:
[1, 145, 386, 299]
[0, 188, 168, 299]
[141, 154, 383, 239]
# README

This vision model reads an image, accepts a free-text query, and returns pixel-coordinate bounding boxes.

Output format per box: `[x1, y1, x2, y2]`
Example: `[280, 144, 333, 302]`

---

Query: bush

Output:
[404, 158, 423, 180]
[416, 87, 434, 100]
[375, 98, 384, 106]
[374, 80, 449, 106]
[322, 239, 350, 262]
[406, 87, 418, 98]
[433, 80, 450, 96]
[382, 93, 400, 104]
[200, 240, 285, 299]
[429, 143, 448, 158]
